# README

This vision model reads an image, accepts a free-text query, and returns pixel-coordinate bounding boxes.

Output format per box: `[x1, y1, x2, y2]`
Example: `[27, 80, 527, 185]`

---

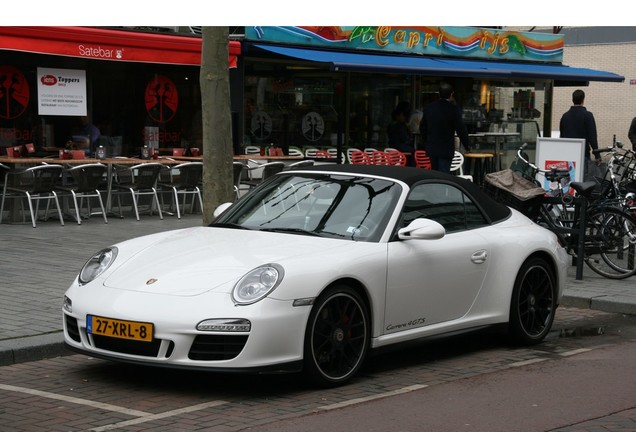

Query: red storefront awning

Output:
[0, 26, 240, 67]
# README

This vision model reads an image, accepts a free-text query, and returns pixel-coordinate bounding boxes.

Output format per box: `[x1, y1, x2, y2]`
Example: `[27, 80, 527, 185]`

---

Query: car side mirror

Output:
[213, 202, 233, 218]
[398, 218, 445, 240]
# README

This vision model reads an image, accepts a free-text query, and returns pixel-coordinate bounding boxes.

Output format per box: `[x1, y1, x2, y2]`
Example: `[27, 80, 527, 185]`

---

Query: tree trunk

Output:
[200, 26, 233, 225]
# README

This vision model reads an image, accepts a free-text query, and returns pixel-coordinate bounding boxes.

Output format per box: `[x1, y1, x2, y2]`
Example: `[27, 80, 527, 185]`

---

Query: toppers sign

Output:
[37, 67, 87, 116]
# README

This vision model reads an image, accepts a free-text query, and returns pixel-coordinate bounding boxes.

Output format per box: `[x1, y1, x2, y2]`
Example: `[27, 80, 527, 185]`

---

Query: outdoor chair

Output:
[0, 164, 65, 228]
[288, 147, 304, 157]
[159, 162, 203, 219]
[233, 162, 249, 200]
[242, 161, 285, 190]
[346, 148, 362, 164]
[314, 150, 332, 158]
[451, 151, 474, 181]
[56, 163, 108, 224]
[386, 149, 408, 166]
[349, 150, 371, 165]
[414, 150, 432, 169]
[304, 148, 320, 158]
[112, 162, 164, 220]
[325, 147, 346, 164]
[370, 150, 391, 166]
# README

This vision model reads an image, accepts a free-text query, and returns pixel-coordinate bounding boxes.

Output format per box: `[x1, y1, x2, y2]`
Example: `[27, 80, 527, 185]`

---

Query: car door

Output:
[384, 182, 492, 333]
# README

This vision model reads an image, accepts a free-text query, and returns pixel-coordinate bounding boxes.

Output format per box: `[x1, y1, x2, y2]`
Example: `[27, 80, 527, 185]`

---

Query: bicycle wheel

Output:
[584, 207, 636, 279]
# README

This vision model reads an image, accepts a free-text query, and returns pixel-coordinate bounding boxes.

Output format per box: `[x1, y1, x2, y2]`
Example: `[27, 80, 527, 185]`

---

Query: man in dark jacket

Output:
[419, 82, 471, 173]
[559, 89, 601, 180]
[628, 116, 636, 148]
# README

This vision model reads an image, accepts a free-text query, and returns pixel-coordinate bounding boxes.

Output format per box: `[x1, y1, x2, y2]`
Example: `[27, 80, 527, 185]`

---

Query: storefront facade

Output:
[237, 26, 624, 164]
[0, 26, 240, 157]
[0, 26, 624, 165]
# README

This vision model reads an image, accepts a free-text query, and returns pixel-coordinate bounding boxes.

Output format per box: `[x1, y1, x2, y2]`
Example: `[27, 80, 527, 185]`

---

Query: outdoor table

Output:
[168, 155, 305, 163]
[463, 152, 495, 186]
[232, 155, 304, 161]
[480, 132, 519, 170]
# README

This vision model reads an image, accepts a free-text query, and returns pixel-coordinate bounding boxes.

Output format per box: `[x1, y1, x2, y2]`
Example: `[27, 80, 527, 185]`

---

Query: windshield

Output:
[214, 172, 402, 242]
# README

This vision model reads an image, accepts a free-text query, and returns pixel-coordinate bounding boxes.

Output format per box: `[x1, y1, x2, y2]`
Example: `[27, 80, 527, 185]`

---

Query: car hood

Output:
[103, 227, 351, 296]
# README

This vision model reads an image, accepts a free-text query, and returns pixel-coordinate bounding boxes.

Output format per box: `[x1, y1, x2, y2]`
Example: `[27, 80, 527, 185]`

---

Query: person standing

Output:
[628, 116, 636, 148]
[419, 82, 471, 173]
[559, 89, 601, 181]
[387, 101, 415, 165]
[72, 115, 101, 156]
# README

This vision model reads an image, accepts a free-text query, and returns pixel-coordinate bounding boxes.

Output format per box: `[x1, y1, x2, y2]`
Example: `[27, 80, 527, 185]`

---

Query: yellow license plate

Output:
[87, 315, 153, 342]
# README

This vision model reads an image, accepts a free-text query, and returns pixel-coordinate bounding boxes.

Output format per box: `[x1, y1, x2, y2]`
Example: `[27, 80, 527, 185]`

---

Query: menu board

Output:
[535, 137, 585, 193]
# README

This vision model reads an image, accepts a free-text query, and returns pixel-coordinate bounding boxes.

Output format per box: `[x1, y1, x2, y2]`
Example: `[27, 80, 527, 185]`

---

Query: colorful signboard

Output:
[245, 26, 565, 63]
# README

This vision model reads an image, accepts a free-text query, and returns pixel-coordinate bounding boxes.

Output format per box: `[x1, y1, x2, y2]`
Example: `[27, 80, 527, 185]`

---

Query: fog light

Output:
[63, 296, 72, 313]
[197, 318, 251, 332]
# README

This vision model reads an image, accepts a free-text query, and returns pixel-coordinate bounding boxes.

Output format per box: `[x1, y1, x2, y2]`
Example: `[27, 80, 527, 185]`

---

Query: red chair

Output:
[314, 150, 331, 158]
[350, 150, 370, 165]
[414, 150, 432, 169]
[371, 150, 391, 166]
[386, 150, 407, 166]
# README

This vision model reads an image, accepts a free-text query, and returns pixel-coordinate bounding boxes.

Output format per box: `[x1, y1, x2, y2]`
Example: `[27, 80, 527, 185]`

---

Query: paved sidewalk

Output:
[1, 213, 635, 366]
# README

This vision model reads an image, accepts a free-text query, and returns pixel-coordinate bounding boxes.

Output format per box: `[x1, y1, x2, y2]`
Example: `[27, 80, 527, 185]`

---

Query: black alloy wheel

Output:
[304, 285, 370, 387]
[509, 257, 556, 345]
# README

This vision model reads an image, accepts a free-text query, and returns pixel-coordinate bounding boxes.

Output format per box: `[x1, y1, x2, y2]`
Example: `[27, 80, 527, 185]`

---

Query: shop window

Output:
[243, 74, 344, 151]
[348, 75, 414, 149]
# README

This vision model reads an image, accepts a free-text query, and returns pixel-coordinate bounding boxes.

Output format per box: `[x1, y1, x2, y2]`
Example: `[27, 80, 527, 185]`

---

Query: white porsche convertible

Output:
[63, 164, 568, 386]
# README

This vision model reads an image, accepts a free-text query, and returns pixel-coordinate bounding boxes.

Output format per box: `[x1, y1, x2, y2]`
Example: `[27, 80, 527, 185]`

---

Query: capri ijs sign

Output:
[245, 26, 565, 63]
[37, 67, 87, 116]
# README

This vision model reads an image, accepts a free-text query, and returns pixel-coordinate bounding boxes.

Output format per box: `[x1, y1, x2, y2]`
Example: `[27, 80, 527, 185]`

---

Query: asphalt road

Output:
[244, 340, 636, 432]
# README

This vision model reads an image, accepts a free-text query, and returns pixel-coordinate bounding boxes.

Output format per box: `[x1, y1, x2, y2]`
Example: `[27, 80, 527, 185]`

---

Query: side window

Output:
[401, 183, 488, 233]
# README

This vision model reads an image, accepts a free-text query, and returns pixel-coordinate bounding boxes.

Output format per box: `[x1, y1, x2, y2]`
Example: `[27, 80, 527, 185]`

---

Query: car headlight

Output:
[232, 264, 284, 305]
[78, 247, 118, 285]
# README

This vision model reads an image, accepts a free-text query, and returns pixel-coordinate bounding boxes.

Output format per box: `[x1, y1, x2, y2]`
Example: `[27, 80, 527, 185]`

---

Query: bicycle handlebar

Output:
[592, 140, 627, 157]
[517, 143, 571, 181]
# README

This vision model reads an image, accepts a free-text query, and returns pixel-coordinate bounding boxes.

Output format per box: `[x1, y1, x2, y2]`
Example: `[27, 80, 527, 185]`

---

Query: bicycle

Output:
[485, 143, 636, 280]
[590, 138, 636, 212]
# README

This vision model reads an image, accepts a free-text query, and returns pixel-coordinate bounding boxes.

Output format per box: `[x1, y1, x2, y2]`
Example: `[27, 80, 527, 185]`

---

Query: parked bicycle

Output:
[485, 143, 636, 280]
[590, 137, 636, 212]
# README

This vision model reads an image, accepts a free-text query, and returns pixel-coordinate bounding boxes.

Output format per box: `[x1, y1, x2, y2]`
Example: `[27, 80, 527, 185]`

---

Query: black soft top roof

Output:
[287, 164, 512, 223]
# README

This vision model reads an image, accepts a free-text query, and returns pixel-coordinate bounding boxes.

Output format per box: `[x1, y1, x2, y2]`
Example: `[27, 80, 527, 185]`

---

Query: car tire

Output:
[508, 257, 557, 345]
[303, 285, 370, 387]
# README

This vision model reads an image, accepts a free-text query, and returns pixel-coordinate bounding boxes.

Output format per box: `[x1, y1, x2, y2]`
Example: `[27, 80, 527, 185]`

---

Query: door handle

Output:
[471, 250, 488, 264]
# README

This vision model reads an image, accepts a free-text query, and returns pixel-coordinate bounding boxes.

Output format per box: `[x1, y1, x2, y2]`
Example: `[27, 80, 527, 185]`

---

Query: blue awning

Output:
[250, 43, 624, 84]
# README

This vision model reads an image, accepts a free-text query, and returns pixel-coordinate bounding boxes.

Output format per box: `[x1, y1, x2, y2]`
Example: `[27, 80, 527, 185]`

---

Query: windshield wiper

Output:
[209, 222, 252, 230]
[259, 227, 323, 237]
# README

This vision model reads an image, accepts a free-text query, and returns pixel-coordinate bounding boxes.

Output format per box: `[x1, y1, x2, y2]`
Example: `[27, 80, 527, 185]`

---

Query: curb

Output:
[0, 332, 70, 367]
[562, 293, 636, 316]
